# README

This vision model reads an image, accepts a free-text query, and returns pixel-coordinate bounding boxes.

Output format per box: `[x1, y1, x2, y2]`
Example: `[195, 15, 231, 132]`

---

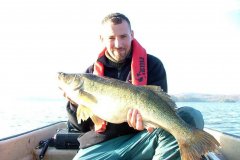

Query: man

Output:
[65, 13, 204, 160]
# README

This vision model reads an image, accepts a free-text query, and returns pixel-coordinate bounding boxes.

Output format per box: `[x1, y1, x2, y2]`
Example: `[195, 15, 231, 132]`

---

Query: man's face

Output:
[100, 20, 134, 62]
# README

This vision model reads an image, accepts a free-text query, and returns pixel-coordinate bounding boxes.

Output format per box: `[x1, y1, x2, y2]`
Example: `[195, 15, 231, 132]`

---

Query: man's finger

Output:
[130, 109, 138, 128]
[136, 113, 144, 130]
[147, 127, 154, 133]
[127, 109, 133, 127]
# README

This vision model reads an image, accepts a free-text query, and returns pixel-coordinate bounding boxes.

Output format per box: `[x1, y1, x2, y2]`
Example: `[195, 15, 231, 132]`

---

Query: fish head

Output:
[57, 72, 84, 92]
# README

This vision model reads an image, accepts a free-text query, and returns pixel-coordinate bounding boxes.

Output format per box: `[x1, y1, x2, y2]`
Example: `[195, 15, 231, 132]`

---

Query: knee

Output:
[177, 106, 204, 129]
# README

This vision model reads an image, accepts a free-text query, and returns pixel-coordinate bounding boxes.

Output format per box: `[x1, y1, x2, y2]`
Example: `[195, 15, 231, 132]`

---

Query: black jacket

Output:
[66, 53, 167, 149]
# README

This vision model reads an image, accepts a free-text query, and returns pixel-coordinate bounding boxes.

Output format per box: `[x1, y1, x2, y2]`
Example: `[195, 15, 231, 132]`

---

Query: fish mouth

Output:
[57, 72, 64, 90]
[57, 72, 76, 83]
[57, 72, 65, 80]
[59, 72, 84, 90]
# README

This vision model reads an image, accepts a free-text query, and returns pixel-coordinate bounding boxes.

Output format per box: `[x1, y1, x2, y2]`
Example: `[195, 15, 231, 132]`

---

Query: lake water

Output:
[1, 100, 240, 139]
[177, 102, 240, 136]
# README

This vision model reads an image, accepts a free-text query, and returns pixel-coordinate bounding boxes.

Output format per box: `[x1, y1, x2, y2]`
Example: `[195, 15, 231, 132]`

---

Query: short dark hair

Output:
[101, 13, 131, 30]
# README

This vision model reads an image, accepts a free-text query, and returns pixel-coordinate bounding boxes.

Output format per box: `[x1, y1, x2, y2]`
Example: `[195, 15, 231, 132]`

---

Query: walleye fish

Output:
[58, 72, 220, 160]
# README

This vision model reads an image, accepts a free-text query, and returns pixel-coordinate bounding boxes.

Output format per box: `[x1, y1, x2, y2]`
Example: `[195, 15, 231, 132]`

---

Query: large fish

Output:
[58, 72, 220, 160]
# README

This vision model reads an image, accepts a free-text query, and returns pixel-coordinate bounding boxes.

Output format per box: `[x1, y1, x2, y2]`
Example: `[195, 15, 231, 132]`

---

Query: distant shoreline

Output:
[171, 93, 240, 102]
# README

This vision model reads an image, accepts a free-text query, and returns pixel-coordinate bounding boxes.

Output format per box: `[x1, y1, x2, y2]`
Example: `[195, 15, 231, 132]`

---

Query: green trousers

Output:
[73, 107, 204, 160]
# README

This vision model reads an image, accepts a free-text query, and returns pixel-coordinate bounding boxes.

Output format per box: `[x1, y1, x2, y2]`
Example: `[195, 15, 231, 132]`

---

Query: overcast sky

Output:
[0, 0, 240, 100]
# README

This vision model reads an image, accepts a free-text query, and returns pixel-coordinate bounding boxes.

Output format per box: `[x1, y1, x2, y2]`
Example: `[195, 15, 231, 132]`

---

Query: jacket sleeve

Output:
[66, 64, 94, 132]
[147, 54, 168, 92]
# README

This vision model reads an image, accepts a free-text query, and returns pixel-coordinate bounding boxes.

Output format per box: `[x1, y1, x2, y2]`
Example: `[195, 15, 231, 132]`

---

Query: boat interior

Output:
[0, 121, 240, 160]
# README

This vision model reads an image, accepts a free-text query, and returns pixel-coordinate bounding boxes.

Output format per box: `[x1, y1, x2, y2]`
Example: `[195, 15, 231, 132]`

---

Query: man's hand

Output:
[127, 109, 154, 133]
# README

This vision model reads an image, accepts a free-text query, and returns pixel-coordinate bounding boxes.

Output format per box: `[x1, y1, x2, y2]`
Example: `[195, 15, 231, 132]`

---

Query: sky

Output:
[0, 0, 240, 101]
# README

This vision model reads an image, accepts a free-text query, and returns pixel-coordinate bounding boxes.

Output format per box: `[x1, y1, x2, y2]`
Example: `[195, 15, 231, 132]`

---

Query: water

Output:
[1, 100, 240, 139]
[177, 102, 240, 136]
[1, 98, 68, 139]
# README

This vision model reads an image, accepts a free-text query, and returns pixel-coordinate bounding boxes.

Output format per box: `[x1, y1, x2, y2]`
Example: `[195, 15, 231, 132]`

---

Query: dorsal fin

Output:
[142, 85, 177, 110]
[143, 85, 162, 93]
[158, 90, 177, 110]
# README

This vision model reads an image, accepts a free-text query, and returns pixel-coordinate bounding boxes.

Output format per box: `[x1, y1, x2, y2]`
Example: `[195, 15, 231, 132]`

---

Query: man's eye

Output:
[121, 35, 127, 39]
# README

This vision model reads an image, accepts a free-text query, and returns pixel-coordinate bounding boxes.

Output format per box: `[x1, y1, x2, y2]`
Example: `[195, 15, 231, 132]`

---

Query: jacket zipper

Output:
[117, 68, 121, 79]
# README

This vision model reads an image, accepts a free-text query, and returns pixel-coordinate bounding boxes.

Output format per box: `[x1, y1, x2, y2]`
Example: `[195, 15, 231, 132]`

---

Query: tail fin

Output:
[178, 129, 220, 160]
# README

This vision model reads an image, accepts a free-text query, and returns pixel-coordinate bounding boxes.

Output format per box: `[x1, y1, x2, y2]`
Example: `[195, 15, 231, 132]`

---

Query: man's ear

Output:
[131, 30, 134, 40]
[99, 35, 104, 42]
[99, 35, 106, 48]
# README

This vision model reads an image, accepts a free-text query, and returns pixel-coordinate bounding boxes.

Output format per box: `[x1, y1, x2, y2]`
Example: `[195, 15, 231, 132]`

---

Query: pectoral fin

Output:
[78, 90, 97, 105]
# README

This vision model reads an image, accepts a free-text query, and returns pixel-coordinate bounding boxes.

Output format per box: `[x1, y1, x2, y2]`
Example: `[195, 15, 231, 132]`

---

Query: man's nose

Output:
[114, 38, 122, 48]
